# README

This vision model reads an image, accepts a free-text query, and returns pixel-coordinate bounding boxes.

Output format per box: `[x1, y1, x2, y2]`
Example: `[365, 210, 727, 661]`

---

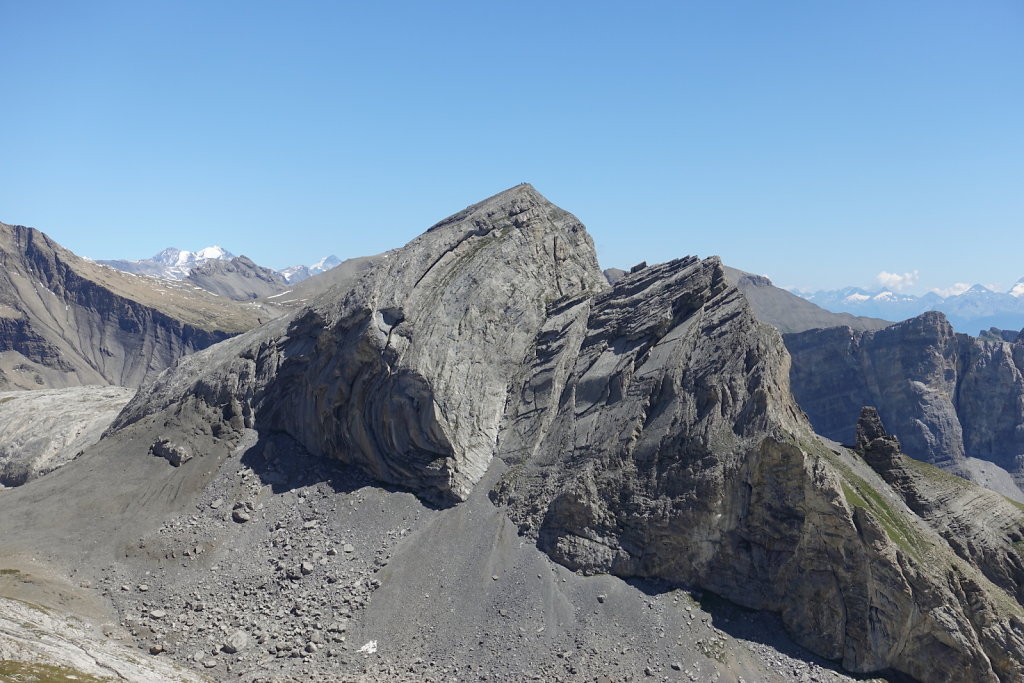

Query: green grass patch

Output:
[823, 451, 929, 562]
[902, 457, 973, 489]
[0, 660, 113, 682]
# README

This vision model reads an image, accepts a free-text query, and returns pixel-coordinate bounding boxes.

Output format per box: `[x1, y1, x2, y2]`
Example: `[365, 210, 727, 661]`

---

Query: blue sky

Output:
[1, 1, 1021, 293]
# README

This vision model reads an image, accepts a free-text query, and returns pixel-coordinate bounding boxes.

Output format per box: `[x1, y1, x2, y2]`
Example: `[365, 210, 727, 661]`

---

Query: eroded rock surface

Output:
[786, 311, 1024, 494]
[493, 261, 1024, 681]
[5, 186, 1024, 682]
[115, 184, 608, 505]
[0, 385, 134, 486]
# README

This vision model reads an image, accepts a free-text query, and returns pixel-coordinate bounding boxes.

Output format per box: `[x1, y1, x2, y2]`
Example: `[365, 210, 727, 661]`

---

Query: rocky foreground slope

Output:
[0, 223, 279, 390]
[1, 186, 1023, 682]
[786, 311, 1024, 499]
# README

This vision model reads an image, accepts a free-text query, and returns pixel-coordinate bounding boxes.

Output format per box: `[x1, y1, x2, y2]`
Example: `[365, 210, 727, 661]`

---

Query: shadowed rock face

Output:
[0, 223, 277, 390]
[785, 312, 1024, 490]
[99, 186, 1024, 681]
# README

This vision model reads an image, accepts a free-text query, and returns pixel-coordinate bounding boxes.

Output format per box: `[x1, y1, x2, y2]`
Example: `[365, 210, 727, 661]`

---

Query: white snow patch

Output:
[844, 293, 870, 302]
[266, 290, 293, 299]
[358, 640, 378, 654]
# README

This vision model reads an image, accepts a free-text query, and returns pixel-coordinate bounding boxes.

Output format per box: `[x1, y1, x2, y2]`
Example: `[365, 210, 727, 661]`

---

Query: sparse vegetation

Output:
[0, 660, 113, 682]
[825, 452, 929, 561]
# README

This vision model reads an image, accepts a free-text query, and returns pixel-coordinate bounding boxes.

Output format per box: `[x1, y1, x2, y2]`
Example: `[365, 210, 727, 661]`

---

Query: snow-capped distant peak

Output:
[845, 293, 871, 303]
[196, 245, 229, 260]
[99, 245, 237, 280]
[1010, 281, 1024, 298]
[873, 291, 896, 301]
[173, 250, 195, 266]
[311, 255, 341, 271]
[280, 255, 342, 284]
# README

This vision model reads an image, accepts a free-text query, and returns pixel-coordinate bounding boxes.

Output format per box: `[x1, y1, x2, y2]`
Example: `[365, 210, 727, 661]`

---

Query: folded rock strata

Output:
[114, 184, 608, 504]
[96, 186, 1024, 681]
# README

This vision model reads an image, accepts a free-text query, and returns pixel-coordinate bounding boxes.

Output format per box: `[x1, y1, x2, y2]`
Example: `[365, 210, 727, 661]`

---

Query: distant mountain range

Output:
[98, 247, 340, 284]
[795, 279, 1024, 335]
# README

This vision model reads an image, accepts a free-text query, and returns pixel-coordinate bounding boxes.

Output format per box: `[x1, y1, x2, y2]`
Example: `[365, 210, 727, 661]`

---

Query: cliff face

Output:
[0, 223, 277, 390]
[116, 184, 609, 505]
[102, 186, 1024, 681]
[785, 311, 1024, 489]
[493, 259, 1024, 682]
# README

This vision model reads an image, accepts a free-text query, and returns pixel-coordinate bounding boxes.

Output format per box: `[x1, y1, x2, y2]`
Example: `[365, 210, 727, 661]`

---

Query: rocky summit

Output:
[0, 186, 1022, 682]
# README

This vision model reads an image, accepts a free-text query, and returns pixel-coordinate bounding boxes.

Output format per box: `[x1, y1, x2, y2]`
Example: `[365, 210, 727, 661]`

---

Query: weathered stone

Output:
[222, 630, 249, 654]
[493, 257, 1024, 682]
[151, 438, 192, 467]
[232, 508, 251, 523]
[0, 222, 271, 392]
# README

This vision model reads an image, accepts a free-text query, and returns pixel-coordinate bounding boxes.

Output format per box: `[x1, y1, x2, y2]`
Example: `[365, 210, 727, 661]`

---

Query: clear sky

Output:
[2, 1, 1021, 294]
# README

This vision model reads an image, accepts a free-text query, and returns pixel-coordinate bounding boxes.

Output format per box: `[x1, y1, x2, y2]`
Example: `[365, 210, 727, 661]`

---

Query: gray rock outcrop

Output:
[492, 257, 1024, 682]
[19, 186, 1024, 681]
[785, 311, 1024, 494]
[115, 184, 609, 505]
[854, 407, 1024, 603]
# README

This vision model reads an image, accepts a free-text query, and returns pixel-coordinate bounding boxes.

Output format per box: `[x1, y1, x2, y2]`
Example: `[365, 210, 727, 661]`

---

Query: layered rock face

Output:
[0, 223, 277, 390]
[855, 407, 1024, 604]
[104, 186, 1024, 681]
[493, 258, 1024, 682]
[785, 311, 1024, 489]
[116, 184, 608, 504]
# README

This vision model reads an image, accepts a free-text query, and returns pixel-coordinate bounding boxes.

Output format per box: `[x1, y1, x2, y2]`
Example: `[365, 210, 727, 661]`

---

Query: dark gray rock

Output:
[493, 257, 1024, 682]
